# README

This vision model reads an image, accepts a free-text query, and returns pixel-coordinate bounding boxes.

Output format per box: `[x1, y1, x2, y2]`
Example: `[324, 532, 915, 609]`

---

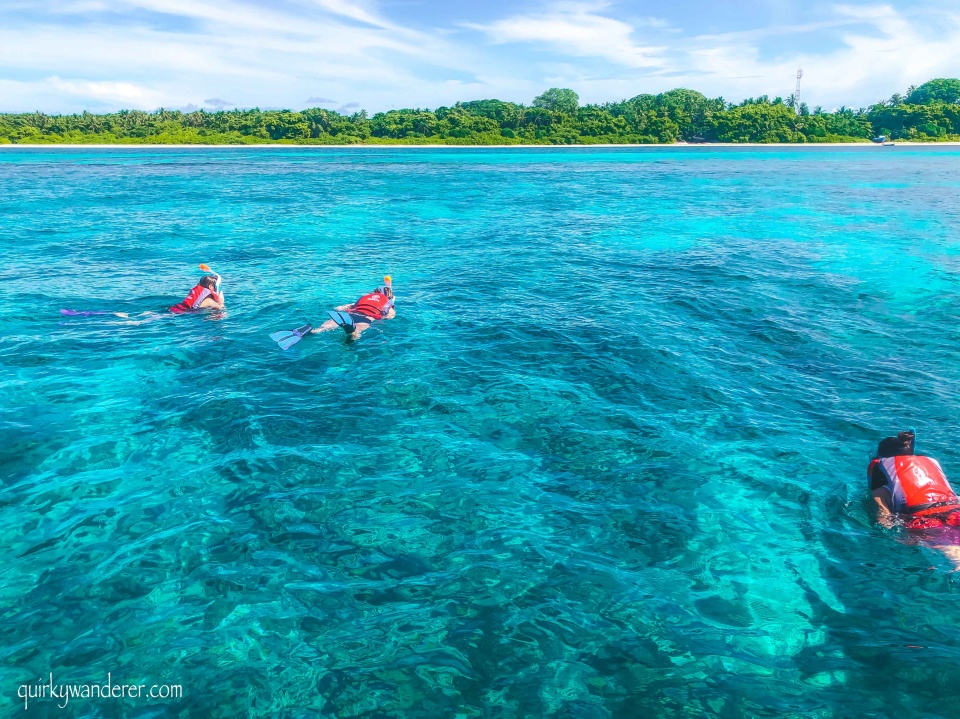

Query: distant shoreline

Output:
[5, 82, 958, 146]
[3, 142, 960, 149]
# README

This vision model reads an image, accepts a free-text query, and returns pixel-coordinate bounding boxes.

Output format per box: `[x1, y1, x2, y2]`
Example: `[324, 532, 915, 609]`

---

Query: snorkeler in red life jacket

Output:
[868, 431, 960, 530]
[310, 276, 396, 340]
[350, 290, 393, 320]
[62, 265, 225, 323]
[169, 275, 224, 314]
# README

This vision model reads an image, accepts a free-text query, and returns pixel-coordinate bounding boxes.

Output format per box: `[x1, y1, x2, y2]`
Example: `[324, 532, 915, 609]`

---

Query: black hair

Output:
[876, 437, 900, 458]
[199, 275, 218, 290]
[876, 431, 915, 458]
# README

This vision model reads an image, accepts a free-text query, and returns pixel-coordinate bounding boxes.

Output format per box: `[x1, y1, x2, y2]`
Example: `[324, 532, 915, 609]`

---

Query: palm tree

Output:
[31, 111, 50, 131]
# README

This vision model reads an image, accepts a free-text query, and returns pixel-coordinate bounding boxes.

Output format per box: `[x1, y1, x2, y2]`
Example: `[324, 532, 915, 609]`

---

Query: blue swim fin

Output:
[328, 311, 356, 334]
[272, 324, 312, 350]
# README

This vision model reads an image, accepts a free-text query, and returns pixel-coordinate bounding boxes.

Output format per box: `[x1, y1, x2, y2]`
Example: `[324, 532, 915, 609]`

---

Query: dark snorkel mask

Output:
[898, 429, 916, 455]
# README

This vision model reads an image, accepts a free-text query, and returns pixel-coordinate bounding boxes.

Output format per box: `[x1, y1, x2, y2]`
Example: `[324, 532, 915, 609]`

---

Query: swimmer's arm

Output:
[872, 489, 896, 528]
[198, 296, 224, 309]
[385, 307, 396, 319]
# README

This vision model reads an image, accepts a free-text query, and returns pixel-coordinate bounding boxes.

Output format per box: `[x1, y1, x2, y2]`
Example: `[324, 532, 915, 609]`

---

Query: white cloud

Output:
[466, 1, 960, 108]
[678, 4, 960, 107]
[1, 0, 959, 113]
[468, 2, 667, 70]
[0, 0, 486, 112]
[0, 77, 166, 111]
[48, 77, 159, 105]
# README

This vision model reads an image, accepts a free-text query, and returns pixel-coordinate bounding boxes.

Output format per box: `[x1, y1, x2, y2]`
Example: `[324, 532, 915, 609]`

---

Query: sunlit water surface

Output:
[3, 146, 960, 718]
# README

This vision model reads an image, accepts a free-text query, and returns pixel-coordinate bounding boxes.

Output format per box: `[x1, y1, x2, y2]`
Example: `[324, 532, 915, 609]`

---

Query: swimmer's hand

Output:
[876, 512, 897, 530]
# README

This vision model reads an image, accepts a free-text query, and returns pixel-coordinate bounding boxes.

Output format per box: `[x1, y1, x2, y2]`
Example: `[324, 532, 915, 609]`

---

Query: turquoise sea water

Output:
[3, 146, 960, 718]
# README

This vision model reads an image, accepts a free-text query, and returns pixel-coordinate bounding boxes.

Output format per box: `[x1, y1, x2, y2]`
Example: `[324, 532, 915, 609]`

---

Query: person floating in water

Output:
[168, 273, 224, 314]
[311, 276, 395, 340]
[62, 265, 225, 320]
[868, 430, 960, 566]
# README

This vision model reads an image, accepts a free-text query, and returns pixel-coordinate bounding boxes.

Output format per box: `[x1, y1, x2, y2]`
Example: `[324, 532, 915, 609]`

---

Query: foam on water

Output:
[3, 146, 960, 717]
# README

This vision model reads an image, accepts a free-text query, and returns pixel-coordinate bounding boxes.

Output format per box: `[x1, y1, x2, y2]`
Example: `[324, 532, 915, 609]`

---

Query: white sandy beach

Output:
[3, 142, 960, 149]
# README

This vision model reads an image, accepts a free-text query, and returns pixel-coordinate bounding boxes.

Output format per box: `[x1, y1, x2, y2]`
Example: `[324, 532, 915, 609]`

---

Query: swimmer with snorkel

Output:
[168, 265, 224, 313]
[61, 264, 225, 320]
[269, 276, 395, 350]
[868, 430, 960, 567]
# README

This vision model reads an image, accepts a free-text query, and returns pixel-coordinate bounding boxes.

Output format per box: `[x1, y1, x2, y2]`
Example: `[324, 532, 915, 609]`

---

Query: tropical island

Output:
[1, 78, 958, 146]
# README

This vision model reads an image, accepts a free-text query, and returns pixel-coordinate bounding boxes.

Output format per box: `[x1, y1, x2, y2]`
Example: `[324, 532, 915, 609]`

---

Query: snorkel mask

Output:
[199, 263, 222, 298]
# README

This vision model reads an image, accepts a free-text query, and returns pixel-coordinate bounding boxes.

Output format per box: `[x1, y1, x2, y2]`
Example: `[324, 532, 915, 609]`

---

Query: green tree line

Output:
[1, 78, 958, 145]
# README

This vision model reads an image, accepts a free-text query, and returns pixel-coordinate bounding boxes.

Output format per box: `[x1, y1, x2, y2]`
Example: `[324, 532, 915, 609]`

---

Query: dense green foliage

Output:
[906, 78, 960, 106]
[533, 88, 580, 116]
[2, 79, 958, 145]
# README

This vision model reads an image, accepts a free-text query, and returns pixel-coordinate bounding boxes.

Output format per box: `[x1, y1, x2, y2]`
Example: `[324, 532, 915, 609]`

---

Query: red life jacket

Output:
[169, 284, 221, 314]
[872, 455, 960, 517]
[351, 291, 393, 320]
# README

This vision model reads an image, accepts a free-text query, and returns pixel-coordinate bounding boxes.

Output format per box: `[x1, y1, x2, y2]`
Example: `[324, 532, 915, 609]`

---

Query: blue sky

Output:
[1, 0, 958, 113]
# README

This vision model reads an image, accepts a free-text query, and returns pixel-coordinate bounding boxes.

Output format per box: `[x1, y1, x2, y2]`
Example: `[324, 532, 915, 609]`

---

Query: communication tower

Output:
[795, 68, 803, 114]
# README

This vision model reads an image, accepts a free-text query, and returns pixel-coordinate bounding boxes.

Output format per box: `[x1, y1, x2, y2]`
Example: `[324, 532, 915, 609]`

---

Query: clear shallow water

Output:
[3, 146, 960, 717]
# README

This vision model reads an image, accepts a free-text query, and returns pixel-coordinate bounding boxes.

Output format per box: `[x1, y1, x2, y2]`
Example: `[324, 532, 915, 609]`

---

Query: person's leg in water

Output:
[310, 319, 340, 334]
[341, 311, 373, 339]
[924, 541, 960, 570]
[112, 311, 165, 325]
[935, 514, 960, 570]
[911, 513, 960, 570]
[316, 311, 372, 339]
[310, 306, 357, 334]
[345, 319, 371, 340]
[940, 546, 960, 569]
[334, 311, 372, 338]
